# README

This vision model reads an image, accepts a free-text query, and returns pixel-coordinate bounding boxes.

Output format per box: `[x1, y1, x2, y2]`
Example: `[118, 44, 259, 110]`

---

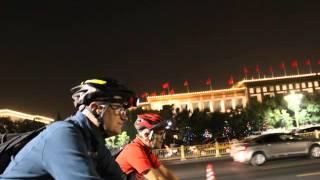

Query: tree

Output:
[116, 131, 130, 147]
[0, 117, 46, 133]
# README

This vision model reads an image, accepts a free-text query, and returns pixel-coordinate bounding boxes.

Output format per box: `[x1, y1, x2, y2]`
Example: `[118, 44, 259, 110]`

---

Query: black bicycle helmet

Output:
[70, 78, 137, 108]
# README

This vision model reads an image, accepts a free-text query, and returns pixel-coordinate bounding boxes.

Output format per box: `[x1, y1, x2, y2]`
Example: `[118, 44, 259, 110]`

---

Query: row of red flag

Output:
[140, 76, 234, 98]
[140, 59, 320, 98]
[243, 59, 315, 76]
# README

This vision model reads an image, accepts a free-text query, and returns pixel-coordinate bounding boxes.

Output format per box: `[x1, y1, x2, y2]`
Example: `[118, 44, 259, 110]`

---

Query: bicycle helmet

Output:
[134, 113, 167, 131]
[70, 78, 137, 108]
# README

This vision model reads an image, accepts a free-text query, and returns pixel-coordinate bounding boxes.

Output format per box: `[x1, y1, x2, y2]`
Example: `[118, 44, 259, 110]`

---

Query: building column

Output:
[220, 100, 225, 113]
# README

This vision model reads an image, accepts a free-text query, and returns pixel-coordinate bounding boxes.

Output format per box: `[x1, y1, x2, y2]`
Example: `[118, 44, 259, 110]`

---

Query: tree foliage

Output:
[0, 117, 46, 133]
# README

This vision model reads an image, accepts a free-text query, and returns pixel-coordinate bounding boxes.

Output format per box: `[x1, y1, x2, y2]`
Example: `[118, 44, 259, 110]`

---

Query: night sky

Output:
[1, 0, 320, 118]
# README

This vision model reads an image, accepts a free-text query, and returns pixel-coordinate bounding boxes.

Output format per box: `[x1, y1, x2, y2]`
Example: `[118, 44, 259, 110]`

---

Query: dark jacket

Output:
[0, 112, 122, 180]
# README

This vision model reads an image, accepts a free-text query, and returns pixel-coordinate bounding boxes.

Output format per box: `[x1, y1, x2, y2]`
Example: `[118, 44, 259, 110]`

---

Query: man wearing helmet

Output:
[1, 78, 136, 180]
[116, 113, 179, 180]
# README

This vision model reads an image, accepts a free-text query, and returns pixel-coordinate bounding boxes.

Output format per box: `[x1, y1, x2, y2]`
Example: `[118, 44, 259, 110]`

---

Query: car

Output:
[230, 133, 320, 166]
[291, 125, 320, 134]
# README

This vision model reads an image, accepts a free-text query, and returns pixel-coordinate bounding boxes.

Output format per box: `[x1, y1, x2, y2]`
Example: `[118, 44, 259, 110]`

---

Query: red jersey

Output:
[116, 137, 161, 180]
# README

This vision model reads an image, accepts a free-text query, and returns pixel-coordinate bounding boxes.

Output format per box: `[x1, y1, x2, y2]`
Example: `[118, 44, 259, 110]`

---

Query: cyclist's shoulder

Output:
[43, 119, 85, 140]
[121, 142, 149, 157]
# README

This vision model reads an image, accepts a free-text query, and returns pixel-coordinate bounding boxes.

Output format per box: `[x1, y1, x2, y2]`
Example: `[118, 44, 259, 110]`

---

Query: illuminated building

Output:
[140, 73, 320, 112]
[0, 109, 54, 124]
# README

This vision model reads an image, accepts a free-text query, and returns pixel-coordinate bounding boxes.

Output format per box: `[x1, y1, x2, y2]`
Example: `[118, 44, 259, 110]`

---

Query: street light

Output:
[284, 91, 303, 128]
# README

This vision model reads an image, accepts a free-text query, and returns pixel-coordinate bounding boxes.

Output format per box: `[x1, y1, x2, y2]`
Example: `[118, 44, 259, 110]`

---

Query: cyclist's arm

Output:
[144, 165, 179, 180]
[158, 164, 179, 180]
[42, 125, 103, 180]
[144, 168, 165, 180]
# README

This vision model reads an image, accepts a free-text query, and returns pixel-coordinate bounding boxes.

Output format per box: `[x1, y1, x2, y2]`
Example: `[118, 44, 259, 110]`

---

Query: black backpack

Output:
[0, 126, 46, 174]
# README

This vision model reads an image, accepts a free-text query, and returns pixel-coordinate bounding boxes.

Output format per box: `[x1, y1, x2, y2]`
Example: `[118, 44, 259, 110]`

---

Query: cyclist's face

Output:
[103, 104, 127, 136]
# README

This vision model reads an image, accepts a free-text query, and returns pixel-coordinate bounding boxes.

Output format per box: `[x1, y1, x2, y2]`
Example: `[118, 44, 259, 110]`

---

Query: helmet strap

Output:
[84, 105, 109, 138]
[96, 105, 109, 138]
[148, 130, 154, 141]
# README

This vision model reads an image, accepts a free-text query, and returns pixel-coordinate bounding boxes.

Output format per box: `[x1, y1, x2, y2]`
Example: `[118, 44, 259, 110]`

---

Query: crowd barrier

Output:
[154, 130, 320, 161]
[153, 141, 231, 161]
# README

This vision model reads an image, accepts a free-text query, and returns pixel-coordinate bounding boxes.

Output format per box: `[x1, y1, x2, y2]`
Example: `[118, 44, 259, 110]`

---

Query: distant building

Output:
[139, 73, 320, 112]
[0, 109, 54, 124]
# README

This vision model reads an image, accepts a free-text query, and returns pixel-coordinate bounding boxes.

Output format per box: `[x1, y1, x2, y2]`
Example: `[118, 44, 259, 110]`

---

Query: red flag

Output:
[183, 80, 189, 87]
[291, 59, 298, 68]
[140, 92, 149, 98]
[150, 92, 157, 96]
[317, 59, 320, 65]
[228, 75, 234, 85]
[255, 65, 260, 73]
[162, 82, 169, 89]
[243, 67, 249, 74]
[268, 66, 273, 73]
[304, 59, 311, 65]
[169, 89, 175, 94]
[279, 62, 286, 70]
[205, 78, 212, 85]
[160, 90, 166, 95]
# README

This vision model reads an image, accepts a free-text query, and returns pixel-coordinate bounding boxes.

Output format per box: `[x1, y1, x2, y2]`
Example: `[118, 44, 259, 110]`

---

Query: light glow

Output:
[0, 109, 54, 124]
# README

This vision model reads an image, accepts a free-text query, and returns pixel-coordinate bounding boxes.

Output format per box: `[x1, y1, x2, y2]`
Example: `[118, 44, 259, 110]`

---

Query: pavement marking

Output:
[296, 171, 320, 177]
[260, 160, 318, 170]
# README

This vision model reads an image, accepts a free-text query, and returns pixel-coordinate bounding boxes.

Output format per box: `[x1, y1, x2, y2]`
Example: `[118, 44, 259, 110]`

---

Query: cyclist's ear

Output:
[88, 102, 99, 112]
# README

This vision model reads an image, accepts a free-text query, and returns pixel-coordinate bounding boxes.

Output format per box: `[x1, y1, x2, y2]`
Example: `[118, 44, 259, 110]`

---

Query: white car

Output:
[230, 133, 320, 166]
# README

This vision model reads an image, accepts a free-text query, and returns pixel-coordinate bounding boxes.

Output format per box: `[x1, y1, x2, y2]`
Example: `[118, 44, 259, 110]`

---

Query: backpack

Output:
[0, 120, 84, 174]
[0, 126, 46, 173]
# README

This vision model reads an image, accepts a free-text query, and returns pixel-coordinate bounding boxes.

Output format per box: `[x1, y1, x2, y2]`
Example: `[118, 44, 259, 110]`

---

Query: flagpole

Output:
[284, 68, 287, 76]
[187, 86, 190, 93]
[309, 64, 312, 73]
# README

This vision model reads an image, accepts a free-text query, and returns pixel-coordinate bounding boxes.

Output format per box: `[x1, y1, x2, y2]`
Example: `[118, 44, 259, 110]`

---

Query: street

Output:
[165, 156, 320, 180]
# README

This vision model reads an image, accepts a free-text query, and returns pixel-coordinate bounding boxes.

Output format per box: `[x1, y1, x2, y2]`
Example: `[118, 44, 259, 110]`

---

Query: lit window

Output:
[181, 104, 188, 110]
[302, 83, 306, 88]
[213, 101, 221, 111]
[314, 81, 319, 87]
[225, 99, 232, 109]
[276, 85, 280, 91]
[236, 98, 243, 107]
[295, 83, 300, 89]
[289, 84, 293, 89]
[249, 88, 254, 93]
[269, 86, 274, 91]
[256, 87, 261, 93]
[282, 85, 287, 90]
[203, 102, 210, 110]
[263, 87, 267, 92]
[192, 102, 199, 110]
[308, 82, 313, 87]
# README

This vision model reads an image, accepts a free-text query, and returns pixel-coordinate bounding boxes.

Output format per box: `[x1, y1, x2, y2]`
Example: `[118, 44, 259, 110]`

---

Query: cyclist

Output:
[116, 113, 179, 180]
[1, 78, 136, 180]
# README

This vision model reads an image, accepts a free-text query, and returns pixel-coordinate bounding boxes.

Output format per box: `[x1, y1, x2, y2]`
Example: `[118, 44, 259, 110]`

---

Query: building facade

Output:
[140, 73, 320, 112]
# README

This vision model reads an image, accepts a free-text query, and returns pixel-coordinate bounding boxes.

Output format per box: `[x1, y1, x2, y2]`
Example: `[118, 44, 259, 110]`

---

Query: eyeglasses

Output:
[109, 104, 128, 120]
